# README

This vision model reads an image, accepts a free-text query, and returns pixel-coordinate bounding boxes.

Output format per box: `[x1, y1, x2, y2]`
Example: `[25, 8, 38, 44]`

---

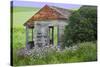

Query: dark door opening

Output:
[49, 26, 54, 45]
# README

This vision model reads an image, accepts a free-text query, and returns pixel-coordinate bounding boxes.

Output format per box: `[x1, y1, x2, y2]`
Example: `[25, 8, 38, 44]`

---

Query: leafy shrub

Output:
[74, 42, 97, 62]
[63, 6, 97, 47]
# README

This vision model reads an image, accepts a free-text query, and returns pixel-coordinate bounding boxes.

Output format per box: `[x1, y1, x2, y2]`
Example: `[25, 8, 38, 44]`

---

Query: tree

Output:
[62, 5, 97, 48]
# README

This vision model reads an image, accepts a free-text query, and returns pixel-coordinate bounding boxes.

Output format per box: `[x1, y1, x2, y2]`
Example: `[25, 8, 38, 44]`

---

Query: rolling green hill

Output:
[12, 7, 40, 27]
[13, 6, 40, 12]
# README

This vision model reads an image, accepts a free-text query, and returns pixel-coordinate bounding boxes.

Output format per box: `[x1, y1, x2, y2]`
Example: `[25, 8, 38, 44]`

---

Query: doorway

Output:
[49, 26, 57, 46]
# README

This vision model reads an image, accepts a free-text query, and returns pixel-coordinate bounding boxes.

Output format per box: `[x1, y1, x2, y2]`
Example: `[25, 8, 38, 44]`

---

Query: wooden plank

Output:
[52, 26, 54, 45]
[32, 28, 33, 41]
[57, 25, 60, 48]
[26, 26, 29, 49]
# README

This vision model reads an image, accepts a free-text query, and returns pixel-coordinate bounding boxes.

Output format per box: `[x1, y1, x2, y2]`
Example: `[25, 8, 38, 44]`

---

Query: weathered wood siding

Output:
[33, 20, 68, 47]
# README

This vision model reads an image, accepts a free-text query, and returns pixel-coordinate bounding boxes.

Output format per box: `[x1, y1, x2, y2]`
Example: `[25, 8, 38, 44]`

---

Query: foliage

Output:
[63, 6, 97, 47]
[13, 42, 97, 66]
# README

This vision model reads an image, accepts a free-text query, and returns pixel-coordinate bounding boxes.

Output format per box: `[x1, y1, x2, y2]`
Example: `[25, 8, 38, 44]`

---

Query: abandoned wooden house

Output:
[24, 5, 72, 49]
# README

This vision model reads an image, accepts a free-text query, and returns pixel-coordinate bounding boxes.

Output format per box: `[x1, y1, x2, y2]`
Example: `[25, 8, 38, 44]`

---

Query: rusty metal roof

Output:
[24, 5, 72, 27]
[50, 6, 72, 19]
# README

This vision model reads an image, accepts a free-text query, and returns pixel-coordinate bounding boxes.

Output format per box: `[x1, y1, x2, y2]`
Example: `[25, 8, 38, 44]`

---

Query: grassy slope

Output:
[13, 7, 40, 27]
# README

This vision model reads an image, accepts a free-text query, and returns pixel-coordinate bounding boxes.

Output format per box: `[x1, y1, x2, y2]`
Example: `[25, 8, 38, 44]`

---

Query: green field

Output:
[12, 7, 40, 65]
[12, 7, 97, 66]
[13, 7, 39, 48]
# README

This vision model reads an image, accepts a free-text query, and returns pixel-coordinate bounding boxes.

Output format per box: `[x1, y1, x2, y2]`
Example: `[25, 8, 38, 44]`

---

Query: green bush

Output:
[74, 42, 97, 62]
[63, 6, 97, 47]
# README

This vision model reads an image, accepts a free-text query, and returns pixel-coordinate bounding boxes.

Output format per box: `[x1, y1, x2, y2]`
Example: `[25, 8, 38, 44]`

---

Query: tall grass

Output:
[13, 42, 97, 66]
